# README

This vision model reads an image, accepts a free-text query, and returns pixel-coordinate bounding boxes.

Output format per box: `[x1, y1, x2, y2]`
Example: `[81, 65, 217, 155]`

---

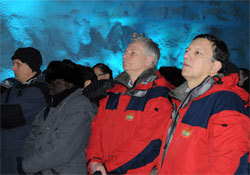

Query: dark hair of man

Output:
[131, 37, 160, 66]
[239, 68, 249, 78]
[93, 63, 113, 80]
[193, 34, 230, 74]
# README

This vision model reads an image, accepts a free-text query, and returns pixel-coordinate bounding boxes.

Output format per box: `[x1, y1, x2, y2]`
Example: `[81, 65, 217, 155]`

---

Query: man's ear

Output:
[146, 56, 155, 67]
[210, 60, 222, 76]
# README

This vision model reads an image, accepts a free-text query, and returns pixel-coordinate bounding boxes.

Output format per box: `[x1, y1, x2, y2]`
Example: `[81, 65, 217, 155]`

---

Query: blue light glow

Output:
[0, 0, 248, 82]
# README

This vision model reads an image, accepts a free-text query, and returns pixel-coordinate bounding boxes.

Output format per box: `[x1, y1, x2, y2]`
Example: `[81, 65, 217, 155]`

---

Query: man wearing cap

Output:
[18, 60, 96, 174]
[1, 47, 50, 174]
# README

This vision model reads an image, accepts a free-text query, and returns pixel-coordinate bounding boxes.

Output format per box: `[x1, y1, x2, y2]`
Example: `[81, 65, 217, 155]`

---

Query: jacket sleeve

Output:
[21, 110, 43, 158]
[85, 98, 108, 165]
[197, 110, 249, 174]
[1, 87, 47, 129]
[22, 105, 93, 174]
[86, 96, 172, 174]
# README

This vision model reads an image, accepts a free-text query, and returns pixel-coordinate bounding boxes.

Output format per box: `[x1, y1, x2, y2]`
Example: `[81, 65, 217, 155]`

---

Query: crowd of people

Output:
[1, 33, 249, 175]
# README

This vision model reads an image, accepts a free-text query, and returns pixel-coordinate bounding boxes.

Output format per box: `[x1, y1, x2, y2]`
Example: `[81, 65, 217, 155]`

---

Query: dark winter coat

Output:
[22, 88, 96, 174]
[1, 75, 49, 174]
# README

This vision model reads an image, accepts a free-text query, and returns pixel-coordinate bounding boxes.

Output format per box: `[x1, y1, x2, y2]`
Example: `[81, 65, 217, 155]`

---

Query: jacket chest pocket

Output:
[37, 120, 62, 142]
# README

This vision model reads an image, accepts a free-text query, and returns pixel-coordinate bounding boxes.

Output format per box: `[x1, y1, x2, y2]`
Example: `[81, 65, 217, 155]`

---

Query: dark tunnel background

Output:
[0, 0, 249, 81]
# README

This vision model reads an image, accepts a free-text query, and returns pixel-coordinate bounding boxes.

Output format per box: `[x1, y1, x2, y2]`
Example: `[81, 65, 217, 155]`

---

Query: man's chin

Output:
[14, 77, 21, 82]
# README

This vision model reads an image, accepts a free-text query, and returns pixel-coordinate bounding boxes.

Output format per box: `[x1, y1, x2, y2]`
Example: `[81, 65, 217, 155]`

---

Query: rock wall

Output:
[0, 0, 249, 81]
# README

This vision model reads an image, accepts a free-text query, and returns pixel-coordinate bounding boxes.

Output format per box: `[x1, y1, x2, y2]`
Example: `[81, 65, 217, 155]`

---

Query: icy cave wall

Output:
[0, 0, 249, 81]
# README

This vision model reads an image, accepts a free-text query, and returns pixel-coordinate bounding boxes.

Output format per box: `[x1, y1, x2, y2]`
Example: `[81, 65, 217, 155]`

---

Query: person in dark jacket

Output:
[83, 78, 114, 106]
[18, 60, 97, 174]
[82, 63, 114, 106]
[1, 47, 49, 174]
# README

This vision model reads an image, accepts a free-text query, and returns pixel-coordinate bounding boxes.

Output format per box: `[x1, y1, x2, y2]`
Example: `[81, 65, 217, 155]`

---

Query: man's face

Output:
[182, 38, 217, 84]
[123, 41, 150, 75]
[49, 79, 68, 96]
[12, 59, 36, 83]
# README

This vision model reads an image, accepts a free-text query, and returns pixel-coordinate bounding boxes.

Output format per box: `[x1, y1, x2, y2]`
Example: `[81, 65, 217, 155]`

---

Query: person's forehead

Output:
[12, 59, 23, 63]
[127, 41, 144, 50]
[189, 38, 213, 50]
[94, 66, 101, 72]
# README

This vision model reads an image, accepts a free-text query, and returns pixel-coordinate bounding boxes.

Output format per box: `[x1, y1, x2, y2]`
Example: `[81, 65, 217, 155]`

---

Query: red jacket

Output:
[158, 73, 249, 174]
[86, 70, 174, 174]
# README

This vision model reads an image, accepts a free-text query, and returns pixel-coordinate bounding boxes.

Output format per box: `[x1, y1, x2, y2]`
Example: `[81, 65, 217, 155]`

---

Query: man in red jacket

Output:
[157, 34, 249, 174]
[86, 34, 174, 175]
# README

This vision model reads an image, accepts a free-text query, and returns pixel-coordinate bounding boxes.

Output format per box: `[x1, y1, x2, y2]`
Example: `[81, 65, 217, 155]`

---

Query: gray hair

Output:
[131, 36, 160, 66]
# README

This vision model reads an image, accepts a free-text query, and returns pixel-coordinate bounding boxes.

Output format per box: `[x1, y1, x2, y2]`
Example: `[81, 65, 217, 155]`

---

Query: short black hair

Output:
[93, 63, 113, 80]
[193, 34, 230, 74]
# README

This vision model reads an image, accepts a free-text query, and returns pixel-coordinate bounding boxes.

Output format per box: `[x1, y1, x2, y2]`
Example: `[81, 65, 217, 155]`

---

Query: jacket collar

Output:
[51, 86, 78, 107]
[115, 66, 158, 89]
[169, 76, 214, 105]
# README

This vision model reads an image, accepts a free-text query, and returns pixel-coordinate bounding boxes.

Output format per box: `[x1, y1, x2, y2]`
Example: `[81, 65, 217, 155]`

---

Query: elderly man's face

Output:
[12, 59, 36, 83]
[123, 41, 151, 75]
[182, 38, 218, 84]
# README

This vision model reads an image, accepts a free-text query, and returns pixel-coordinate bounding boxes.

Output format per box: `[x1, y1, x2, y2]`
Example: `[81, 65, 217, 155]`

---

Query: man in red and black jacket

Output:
[157, 34, 249, 174]
[86, 35, 174, 175]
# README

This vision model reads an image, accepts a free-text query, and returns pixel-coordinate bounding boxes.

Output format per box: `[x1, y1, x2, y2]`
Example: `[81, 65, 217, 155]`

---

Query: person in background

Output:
[18, 60, 96, 174]
[159, 66, 185, 87]
[84, 64, 114, 106]
[1, 47, 50, 174]
[86, 35, 174, 175]
[78, 64, 101, 107]
[238, 68, 249, 93]
[93, 63, 113, 80]
[157, 34, 249, 174]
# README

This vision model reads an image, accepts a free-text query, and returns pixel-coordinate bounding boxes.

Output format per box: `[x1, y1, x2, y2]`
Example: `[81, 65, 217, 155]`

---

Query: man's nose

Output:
[184, 52, 189, 60]
[123, 52, 127, 58]
[11, 65, 16, 71]
[123, 54, 127, 60]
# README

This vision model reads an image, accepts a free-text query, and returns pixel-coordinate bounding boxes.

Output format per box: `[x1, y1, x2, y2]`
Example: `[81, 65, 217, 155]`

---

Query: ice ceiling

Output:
[0, 0, 249, 81]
